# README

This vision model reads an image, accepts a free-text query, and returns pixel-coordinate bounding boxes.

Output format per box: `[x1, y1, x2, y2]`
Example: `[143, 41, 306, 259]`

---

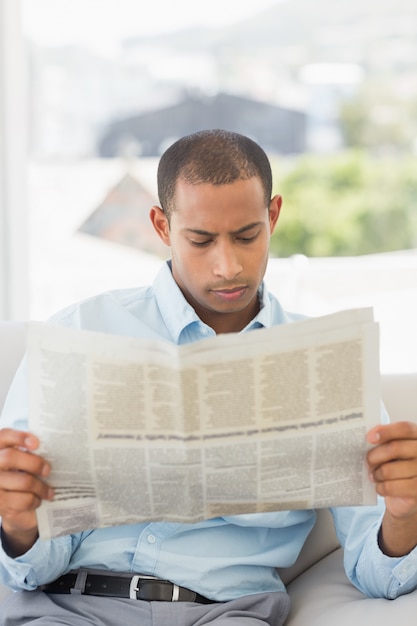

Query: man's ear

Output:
[269, 195, 282, 234]
[150, 206, 171, 246]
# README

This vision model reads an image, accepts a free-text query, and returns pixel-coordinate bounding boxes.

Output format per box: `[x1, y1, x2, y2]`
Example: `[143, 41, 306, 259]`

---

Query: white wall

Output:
[0, 0, 29, 320]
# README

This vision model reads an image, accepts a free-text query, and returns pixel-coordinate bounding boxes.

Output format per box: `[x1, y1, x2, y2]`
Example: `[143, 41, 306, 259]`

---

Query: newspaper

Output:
[27, 307, 380, 540]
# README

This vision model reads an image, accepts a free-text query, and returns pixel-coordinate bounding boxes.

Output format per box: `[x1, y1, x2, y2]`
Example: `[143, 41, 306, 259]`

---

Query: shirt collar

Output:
[153, 261, 203, 343]
[244, 282, 273, 331]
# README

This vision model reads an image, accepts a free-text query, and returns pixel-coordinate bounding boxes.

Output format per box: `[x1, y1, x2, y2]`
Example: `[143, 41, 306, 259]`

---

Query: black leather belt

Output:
[40, 570, 216, 604]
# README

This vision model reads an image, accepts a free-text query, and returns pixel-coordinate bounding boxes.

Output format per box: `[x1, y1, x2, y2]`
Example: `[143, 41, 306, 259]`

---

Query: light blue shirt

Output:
[1, 261, 417, 600]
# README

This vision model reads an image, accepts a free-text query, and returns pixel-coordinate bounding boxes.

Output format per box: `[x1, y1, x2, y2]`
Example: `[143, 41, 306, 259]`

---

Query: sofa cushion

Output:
[278, 509, 339, 585]
[285, 548, 417, 625]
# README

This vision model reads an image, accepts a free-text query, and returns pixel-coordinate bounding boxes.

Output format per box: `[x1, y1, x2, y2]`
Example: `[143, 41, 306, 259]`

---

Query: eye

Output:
[190, 239, 212, 247]
[237, 233, 259, 243]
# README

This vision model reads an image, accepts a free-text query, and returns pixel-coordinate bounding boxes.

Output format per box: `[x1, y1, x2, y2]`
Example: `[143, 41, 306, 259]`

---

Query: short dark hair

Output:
[157, 129, 273, 220]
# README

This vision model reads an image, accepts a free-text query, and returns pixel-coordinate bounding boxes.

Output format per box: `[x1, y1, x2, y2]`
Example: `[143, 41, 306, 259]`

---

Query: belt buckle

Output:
[129, 575, 141, 600]
[129, 575, 180, 601]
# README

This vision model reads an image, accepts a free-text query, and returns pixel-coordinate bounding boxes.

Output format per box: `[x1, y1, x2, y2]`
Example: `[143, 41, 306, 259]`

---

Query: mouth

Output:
[211, 286, 248, 302]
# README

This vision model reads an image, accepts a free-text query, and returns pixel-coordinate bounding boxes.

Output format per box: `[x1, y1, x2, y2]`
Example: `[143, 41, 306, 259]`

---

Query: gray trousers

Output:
[0, 589, 290, 626]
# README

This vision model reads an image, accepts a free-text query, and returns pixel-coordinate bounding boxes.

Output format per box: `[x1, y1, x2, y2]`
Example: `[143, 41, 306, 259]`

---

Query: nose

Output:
[213, 241, 243, 280]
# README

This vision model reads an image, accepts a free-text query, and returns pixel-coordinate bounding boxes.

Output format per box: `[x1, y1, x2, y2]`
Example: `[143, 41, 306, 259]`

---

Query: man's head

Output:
[150, 129, 282, 334]
[157, 129, 273, 222]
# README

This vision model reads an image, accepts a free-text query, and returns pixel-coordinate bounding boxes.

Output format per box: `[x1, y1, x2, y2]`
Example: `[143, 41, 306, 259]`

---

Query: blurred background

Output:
[0, 0, 416, 372]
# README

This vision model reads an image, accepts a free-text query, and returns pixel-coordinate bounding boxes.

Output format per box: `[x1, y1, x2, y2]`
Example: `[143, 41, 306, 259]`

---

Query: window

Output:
[2, 0, 416, 373]
[0, 0, 28, 319]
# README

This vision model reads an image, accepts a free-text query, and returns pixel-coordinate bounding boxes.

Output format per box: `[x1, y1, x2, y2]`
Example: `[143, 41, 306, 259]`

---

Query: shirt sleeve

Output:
[0, 355, 30, 431]
[332, 499, 417, 599]
[0, 532, 76, 591]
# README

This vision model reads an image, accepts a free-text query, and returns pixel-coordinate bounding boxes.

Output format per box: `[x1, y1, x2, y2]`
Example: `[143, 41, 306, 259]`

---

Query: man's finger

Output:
[0, 469, 53, 500]
[0, 428, 40, 451]
[0, 446, 50, 478]
[367, 421, 417, 446]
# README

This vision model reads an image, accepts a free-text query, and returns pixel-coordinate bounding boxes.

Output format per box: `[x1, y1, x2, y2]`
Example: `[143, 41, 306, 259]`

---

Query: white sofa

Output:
[0, 321, 417, 623]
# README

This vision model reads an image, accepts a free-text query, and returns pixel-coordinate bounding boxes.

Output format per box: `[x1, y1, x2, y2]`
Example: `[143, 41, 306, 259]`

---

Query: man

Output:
[1, 129, 417, 625]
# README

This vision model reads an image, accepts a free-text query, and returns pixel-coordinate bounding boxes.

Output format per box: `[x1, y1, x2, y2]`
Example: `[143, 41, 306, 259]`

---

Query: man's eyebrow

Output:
[185, 222, 264, 237]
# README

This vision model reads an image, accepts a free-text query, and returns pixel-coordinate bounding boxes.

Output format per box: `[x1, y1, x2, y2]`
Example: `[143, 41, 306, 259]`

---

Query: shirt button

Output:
[147, 534, 156, 544]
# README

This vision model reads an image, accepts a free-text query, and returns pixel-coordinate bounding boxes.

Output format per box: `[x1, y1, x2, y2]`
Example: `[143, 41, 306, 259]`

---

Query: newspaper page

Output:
[27, 307, 381, 540]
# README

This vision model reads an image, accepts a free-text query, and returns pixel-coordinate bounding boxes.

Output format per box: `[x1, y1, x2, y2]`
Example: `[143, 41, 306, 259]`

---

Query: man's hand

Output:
[0, 428, 54, 556]
[367, 421, 417, 556]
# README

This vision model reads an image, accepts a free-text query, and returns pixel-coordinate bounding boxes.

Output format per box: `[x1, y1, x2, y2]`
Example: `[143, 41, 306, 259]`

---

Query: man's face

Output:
[151, 177, 281, 334]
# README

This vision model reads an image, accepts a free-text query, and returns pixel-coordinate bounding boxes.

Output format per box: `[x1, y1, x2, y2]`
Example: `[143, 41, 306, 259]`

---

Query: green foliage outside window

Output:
[269, 151, 417, 257]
